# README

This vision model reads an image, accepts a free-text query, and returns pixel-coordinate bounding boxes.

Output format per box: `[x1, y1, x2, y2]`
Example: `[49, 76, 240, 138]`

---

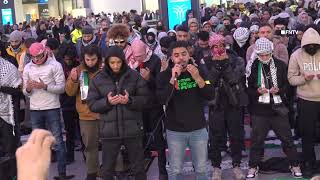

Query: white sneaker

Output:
[221, 151, 227, 158]
[212, 168, 222, 180]
[290, 166, 303, 178]
[246, 167, 259, 179]
[233, 166, 245, 180]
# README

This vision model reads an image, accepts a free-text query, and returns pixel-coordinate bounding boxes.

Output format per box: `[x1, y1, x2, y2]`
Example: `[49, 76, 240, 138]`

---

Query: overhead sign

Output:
[1, 8, 13, 25]
[0, 0, 15, 25]
[167, 0, 192, 30]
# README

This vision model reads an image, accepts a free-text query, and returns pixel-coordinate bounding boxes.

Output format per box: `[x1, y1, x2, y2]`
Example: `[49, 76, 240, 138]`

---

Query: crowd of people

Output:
[1, 0, 320, 179]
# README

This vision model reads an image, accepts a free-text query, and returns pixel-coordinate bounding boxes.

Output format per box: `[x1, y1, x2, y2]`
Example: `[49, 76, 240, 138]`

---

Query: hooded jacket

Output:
[203, 51, 248, 108]
[87, 47, 151, 139]
[288, 28, 320, 102]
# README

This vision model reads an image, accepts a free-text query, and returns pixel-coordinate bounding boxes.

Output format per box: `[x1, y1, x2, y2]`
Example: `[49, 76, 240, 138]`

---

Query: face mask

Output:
[304, 45, 320, 56]
[212, 47, 226, 56]
[258, 55, 272, 64]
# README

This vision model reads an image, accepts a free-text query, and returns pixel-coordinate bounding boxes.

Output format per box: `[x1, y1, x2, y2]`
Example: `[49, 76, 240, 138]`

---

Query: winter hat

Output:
[9, 30, 23, 42]
[202, 21, 211, 27]
[188, 18, 198, 27]
[255, 37, 273, 54]
[233, 27, 250, 47]
[215, 24, 225, 33]
[278, 12, 290, 19]
[147, 28, 157, 37]
[158, 32, 167, 41]
[216, 12, 224, 19]
[274, 17, 289, 27]
[249, 13, 259, 20]
[167, 30, 176, 35]
[209, 34, 225, 47]
[250, 25, 259, 33]
[210, 16, 219, 26]
[234, 19, 243, 25]
[46, 38, 60, 51]
[82, 25, 94, 34]
[104, 46, 128, 77]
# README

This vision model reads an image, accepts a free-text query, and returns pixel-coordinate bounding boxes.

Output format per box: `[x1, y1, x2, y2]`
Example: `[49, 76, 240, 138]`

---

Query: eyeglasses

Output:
[114, 39, 126, 44]
[31, 53, 45, 60]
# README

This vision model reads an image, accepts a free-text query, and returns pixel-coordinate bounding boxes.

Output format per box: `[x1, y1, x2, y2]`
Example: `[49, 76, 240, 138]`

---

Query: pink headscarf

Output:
[209, 34, 225, 48]
[29, 42, 49, 65]
[123, 45, 134, 65]
[209, 34, 226, 56]
[129, 39, 152, 69]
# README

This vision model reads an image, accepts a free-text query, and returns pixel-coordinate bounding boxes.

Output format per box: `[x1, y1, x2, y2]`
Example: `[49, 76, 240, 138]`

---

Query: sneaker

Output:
[221, 151, 227, 158]
[290, 166, 303, 178]
[246, 167, 259, 179]
[212, 168, 222, 180]
[233, 166, 245, 180]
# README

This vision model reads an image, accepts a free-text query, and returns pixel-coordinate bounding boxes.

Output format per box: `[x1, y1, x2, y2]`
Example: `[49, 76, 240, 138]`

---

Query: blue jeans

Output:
[30, 108, 66, 175]
[166, 128, 209, 180]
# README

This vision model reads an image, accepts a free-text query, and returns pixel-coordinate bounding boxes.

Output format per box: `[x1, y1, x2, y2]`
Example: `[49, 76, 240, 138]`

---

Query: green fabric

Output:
[257, 62, 262, 87]
[83, 71, 89, 86]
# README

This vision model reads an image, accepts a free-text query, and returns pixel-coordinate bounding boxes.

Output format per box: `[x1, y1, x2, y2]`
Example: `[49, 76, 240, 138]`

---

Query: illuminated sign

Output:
[167, 0, 192, 30]
[1, 8, 13, 25]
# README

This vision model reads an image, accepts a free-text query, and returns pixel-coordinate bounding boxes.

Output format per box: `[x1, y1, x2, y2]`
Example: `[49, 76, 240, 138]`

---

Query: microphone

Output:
[174, 72, 178, 80]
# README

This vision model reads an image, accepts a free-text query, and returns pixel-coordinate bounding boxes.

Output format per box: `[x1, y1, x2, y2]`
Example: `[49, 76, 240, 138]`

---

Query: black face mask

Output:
[304, 44, 320, 56]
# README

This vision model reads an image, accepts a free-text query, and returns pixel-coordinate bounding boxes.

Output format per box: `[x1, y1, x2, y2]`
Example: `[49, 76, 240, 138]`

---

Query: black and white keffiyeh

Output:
[246, 37, 274, 81]
[233, 27, 250, 48]
[0, 57, 22, 130]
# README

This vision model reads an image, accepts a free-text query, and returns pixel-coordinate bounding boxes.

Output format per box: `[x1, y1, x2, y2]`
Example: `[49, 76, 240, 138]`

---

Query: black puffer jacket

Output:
[87, 46, 151, 139]
[203, 52, 248, 109]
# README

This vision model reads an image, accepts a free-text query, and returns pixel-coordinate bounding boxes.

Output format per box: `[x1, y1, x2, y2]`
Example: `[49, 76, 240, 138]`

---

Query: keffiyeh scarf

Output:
[257, 58, 282, 104]
[0, 57, 22, 133]
[233, 27, 250, 48]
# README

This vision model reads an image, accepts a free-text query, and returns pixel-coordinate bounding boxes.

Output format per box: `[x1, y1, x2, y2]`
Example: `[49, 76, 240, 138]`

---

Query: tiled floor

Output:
[47, 147, 319, 180]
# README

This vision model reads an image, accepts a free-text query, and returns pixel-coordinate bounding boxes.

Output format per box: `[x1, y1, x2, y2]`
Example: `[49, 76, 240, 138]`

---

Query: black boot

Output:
[85, 173, 97, 180]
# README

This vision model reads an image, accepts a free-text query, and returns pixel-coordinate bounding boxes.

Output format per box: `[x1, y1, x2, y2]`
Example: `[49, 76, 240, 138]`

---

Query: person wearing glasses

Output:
[106, 23, 136, 66]
[22, 42, 74, 180]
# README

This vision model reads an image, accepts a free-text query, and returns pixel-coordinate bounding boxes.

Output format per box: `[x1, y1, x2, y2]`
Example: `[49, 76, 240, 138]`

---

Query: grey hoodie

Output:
[288, 28, 320, 101]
